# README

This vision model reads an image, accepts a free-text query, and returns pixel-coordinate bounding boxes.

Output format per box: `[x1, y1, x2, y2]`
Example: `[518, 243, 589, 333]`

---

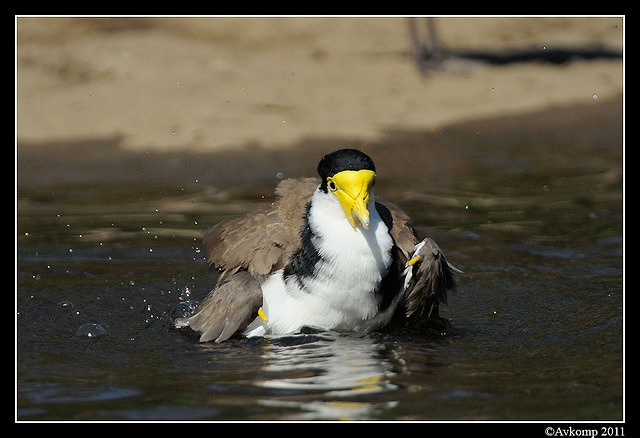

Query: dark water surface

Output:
[17, 99, 623, 421]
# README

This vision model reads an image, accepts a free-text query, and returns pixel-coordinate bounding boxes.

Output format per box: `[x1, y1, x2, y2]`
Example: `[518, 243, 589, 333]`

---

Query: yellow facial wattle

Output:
[327, 169, 376, 229]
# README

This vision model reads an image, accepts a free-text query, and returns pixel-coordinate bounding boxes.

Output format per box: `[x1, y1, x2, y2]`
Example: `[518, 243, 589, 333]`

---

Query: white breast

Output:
[246, 188, 398, 337]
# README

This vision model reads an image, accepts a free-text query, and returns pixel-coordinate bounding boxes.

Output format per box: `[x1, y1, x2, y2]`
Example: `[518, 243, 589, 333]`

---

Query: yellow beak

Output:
[327, 169, 376, 230]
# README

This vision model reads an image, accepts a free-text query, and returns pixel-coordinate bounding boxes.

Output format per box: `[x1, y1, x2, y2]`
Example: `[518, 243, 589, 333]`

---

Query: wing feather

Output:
[376, 197, 459, 330]
[203, 177, 318, 277]
[186, 270, 263, 342]
[403, 237, 460, 321]
[181, 178, 319, 342]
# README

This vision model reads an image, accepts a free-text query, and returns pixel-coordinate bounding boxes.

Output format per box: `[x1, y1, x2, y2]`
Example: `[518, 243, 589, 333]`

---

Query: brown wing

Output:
[376, 197, 459, 330]
[181, 177, 319, 342]
[203, 177, 318, 279]
[185, 269, 263, 342]
[403, 237, 460, 322]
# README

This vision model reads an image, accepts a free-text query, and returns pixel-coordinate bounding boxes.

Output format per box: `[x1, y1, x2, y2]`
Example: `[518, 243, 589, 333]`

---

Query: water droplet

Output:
[75, 323, 107, 339]
[592, 94, 598, 101]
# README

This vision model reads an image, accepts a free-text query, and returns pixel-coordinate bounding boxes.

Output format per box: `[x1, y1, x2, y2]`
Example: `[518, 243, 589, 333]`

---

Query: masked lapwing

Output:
[176, 148, 459, 342]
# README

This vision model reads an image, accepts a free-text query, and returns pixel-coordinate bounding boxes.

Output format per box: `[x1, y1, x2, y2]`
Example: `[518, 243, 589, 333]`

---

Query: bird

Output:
[175, 148, 459, 342]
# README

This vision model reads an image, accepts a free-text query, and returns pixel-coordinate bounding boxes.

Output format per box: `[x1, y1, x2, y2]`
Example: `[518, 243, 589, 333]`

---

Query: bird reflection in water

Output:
[255, 331, 399, 420]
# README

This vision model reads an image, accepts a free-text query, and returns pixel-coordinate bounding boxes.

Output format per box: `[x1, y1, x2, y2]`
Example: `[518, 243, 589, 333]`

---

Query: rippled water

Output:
[17, 103, 623, 422]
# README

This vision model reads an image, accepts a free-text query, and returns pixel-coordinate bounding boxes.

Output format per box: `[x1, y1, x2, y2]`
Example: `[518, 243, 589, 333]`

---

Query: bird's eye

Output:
[327, 179, 337, 192]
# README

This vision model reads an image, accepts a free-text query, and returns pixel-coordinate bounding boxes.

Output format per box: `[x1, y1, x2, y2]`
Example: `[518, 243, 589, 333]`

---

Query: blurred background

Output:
[17, 16, 622, 188]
